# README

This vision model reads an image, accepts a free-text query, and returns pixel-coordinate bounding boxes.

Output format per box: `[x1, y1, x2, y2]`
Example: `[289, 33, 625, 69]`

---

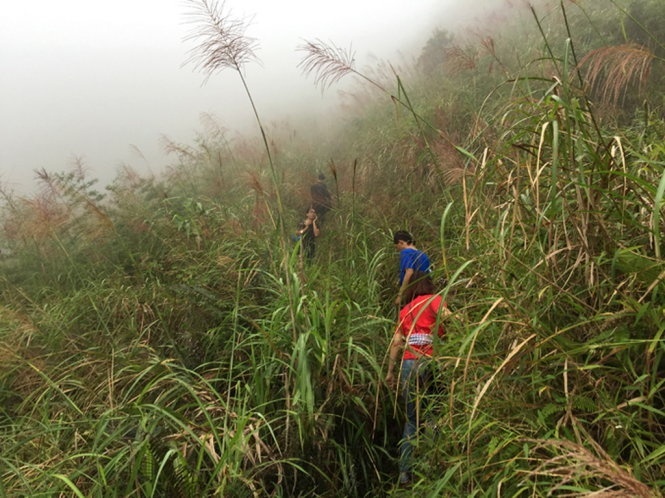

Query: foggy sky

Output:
[1, 0, 505, 194]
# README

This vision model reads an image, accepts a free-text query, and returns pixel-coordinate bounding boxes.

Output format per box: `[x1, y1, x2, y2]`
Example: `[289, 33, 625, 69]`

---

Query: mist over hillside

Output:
[0, 0, 540, 195]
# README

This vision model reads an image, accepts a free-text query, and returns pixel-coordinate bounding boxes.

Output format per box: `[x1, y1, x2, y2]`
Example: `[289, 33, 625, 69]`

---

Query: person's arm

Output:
[312, 218, 320, 237]
[385, 331, 405, 385]
[395, 268, 414, 305]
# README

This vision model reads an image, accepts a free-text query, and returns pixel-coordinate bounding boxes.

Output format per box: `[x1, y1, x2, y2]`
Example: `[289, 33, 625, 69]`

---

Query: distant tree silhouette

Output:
[417, 28, 454, 77]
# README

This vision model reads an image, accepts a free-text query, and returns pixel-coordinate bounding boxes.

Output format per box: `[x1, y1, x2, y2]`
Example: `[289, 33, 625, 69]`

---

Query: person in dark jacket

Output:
[310, 173, 332, 221]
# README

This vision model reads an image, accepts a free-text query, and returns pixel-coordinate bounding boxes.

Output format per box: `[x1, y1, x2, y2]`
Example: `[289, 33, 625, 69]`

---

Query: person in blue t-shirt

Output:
[393, 230, 431, 305]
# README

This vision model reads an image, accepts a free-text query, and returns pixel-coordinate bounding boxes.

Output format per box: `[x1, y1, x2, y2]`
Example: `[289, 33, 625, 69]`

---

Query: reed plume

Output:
[297, 39, 388, 94]
[443, 44, 477, 74]
[578, 43, 654, 107]
[183, 0, 257, 79]
[183, 0, 287, 236]
[183, 0, 272, 171]
[298, 38, 458, 159]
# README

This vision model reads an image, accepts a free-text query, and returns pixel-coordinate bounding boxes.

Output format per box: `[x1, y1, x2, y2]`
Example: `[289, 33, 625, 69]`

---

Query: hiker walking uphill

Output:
[393, 230, 432, 305]
[385, 273, 449, 486]
[295, 207, 320, 261]
[310, 173, 332, 222]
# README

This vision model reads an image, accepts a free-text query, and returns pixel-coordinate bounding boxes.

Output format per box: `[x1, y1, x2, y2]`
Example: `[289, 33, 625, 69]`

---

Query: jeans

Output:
[398, 358, 431, 475]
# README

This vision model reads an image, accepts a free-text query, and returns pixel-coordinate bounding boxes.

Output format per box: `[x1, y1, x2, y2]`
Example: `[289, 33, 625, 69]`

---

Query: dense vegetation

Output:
[1, 0, 663, 496]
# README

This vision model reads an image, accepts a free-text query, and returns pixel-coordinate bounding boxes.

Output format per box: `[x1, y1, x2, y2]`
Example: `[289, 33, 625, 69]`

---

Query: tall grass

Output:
[0, 0, 664, 496]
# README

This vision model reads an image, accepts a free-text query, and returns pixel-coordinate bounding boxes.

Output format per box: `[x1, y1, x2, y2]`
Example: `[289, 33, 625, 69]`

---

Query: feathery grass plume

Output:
[297, 39, 383, 93]
[578, 43, 654, 107]
[183, 1, 280, 208]
[182, 4, 299, 334]
[183, 0, 258, 79]
[199, 111, 228, 142]
[298, 39, 440, 130]
[298, 38, 457, 170]
[297, 38, 418, 115]
[443, 44, 478, 75]
[160, 134, 197, 160]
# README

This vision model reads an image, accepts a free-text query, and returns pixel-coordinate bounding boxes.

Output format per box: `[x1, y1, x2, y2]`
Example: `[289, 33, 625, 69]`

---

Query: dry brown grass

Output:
[161, 134, 198, 160]
[578, 43, 654, 107]
[0, 306, 45, 400]
[2, 165, 116, 252]
[527, 438, 660, 497]
[36, 163, 114, 236]
[2, 196, 68, 245]
[430, 137, 469, 185]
